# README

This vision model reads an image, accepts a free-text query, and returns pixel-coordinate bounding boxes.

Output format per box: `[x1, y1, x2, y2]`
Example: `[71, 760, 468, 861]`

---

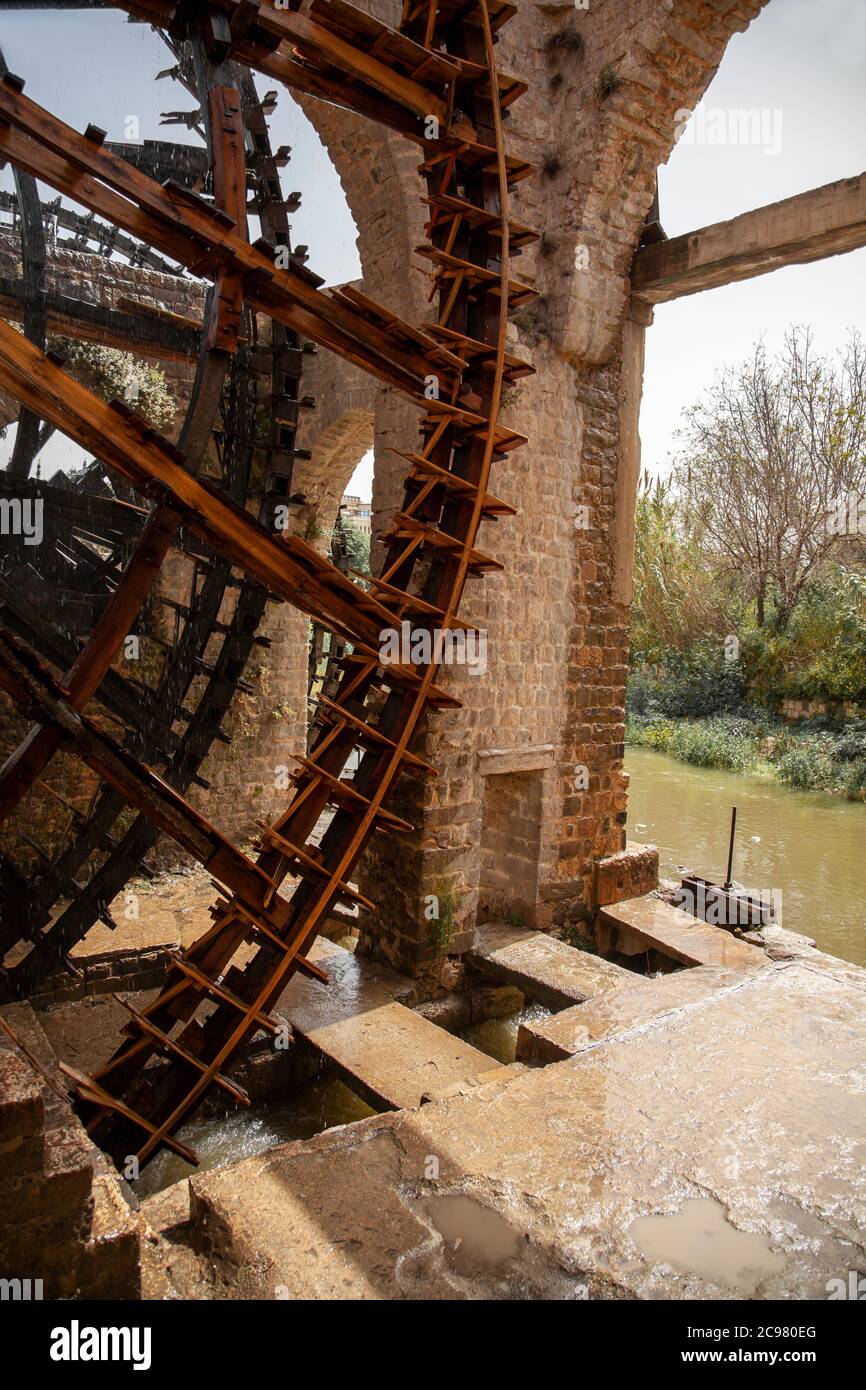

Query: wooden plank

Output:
[0, 318, 405, 654]
[0, 83, 454, 402]
[206, 86, 246, 356]
[115, 997, 251, 1107]
[632, 173, 866, 303]
[0, 626, 293, 930]
[67, 0, 534, 1166]
[61, 1063, 200, 1166]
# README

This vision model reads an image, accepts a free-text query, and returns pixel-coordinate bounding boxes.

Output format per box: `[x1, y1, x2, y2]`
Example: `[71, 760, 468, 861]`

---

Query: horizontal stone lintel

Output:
[477, 744, 555, 776]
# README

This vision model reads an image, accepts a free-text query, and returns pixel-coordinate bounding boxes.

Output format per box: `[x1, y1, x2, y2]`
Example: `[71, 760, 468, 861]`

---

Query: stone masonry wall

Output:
[297, 0, 770, 971]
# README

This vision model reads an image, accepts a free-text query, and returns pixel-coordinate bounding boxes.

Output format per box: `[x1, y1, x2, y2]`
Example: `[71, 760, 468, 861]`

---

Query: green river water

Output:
[625, 744, 866, 968]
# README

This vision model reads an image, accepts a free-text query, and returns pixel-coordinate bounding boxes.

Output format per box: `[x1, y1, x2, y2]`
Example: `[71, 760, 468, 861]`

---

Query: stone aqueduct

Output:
[6, 0, 863, 977]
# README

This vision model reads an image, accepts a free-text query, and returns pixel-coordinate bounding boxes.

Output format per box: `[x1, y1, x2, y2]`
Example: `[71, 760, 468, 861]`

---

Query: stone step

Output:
[185, 952, 866, 1301]
[517, 964, 763, 1063]
[275, 939, 500, 1111]
[597, 894, 767, 971]
[466, 922, 637, 1010]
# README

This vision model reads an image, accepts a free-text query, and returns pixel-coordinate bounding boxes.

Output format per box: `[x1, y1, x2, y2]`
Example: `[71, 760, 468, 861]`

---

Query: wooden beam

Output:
[0, 625, 293, 929]
[0, 278, 200, 359]
[0, 321, 452, 708]
[632, 173, 866, 304]
[0, 316, 394, 652]
[0, 80, 459, 403]
[118, 0, 454, 127]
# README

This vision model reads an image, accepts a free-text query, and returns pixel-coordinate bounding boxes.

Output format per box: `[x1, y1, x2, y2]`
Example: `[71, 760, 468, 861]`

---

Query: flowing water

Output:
[460, 1002, 552, 1064]
[135, 756, 866, 1198]
[136, 1007, 552, 1197]
[625, 745, 866, 967]
[135, 1077, 374, 1199]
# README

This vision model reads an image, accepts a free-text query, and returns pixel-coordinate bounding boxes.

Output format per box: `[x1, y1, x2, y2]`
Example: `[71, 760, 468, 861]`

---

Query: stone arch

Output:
[289, 60, 431, 565]
[292, 318, 373, 542]
[499, 0, 772, 367]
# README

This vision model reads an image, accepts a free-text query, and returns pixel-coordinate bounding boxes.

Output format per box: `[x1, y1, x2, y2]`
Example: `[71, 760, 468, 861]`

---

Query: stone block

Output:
[594, 841, 659, 907]
[0, 1052, 43, 1147]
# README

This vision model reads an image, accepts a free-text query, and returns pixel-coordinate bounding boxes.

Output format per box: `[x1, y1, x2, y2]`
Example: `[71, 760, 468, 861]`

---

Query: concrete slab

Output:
[517, 963, 765, 1063]
[466, 921, 636, 1010]
[598, 894, 766, 970]
[188, 957, 866, 1300]
[274, 939, 499, 1111]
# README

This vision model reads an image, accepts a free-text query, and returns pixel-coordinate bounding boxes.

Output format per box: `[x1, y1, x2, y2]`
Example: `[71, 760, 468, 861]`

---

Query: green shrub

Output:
[842, 757, 866, 801]
[741, 571, 866, 708]
[637, 639, 747, 718]
[626, 668, 656, 715]
[776, 744, 827, 790]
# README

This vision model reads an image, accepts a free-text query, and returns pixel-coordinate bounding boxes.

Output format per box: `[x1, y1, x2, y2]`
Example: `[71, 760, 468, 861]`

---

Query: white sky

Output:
[0, 0, 863, 499]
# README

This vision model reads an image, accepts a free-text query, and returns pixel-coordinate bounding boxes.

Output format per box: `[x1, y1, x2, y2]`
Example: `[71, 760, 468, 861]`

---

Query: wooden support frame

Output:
[632, 172, 866, 304]
[0, 0, 535, 1173]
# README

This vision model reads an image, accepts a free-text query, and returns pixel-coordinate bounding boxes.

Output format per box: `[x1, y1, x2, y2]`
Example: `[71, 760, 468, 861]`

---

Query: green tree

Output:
[631, 472, 733, 661]
[343, 519, 371, 575]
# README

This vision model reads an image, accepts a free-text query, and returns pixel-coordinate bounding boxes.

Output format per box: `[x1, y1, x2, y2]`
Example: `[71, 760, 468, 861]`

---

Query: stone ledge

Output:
[598, 895, 767, 971]
[275, 939, 499, 1111]
[467, 922, 636, 1011]
[517, 964, 762, 1063]
[477, 744, 555, 776]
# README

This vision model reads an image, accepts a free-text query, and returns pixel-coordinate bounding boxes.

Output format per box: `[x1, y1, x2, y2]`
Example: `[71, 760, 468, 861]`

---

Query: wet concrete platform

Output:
[466, 922, 637, 1009]
[598, 894, 766, 970]
[189, 951, 866, 1299]
[274, 939, 500, 1111]
[516, 963, 766, 1063]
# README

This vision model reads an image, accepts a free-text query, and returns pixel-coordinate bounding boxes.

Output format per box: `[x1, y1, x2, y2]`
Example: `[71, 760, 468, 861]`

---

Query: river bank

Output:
[626, 711, 866, 801]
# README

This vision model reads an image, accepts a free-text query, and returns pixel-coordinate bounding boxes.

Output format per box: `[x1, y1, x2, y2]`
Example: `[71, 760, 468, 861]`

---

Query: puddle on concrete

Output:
[459, 1002, 551, 1063]
[135, 1078, 374, 1199]
[628, 1197, 786, 1294]
[427, 1194, 522, 1275]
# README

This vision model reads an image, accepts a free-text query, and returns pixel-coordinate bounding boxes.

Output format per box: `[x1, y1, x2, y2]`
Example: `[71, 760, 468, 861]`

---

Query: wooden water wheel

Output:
[0, 0, 536, 1173]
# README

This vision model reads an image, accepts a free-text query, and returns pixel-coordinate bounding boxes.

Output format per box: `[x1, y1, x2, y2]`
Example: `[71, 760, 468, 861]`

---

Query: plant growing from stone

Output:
[429, 885, 458, 958]
[596, 65, 621, 99]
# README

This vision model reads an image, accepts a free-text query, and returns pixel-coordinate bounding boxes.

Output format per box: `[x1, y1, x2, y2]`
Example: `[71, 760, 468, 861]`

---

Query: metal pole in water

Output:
[724, 806, 737, 889]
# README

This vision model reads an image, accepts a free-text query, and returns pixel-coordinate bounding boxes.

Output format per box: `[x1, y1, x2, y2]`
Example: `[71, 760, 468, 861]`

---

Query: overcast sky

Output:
[0, 0, 863, 497]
